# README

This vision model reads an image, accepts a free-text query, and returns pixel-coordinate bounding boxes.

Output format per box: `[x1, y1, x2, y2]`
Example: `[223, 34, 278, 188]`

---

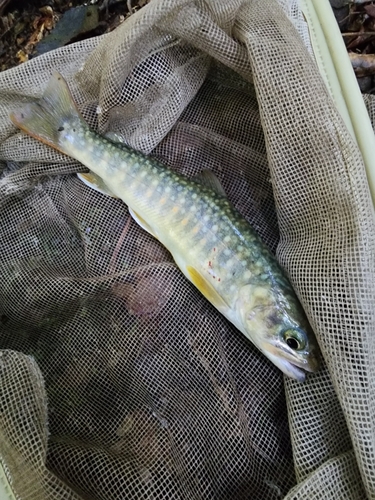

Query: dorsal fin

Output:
[193, 169, 226, 197]
[104, 131, 127, 145]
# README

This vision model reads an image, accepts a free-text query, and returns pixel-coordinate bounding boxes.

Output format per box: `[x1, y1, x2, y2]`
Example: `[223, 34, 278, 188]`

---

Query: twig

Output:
[342, 32, 375, 36]
[0, 0, 11, 16]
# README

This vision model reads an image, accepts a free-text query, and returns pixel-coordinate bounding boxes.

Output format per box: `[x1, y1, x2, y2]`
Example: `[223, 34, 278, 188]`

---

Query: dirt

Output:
[0, 0, 149, 71]
[1, 1, 375, 94]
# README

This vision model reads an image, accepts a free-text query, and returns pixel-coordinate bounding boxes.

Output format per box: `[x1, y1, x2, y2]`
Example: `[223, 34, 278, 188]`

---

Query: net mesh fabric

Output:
[0, 0, 374, 499]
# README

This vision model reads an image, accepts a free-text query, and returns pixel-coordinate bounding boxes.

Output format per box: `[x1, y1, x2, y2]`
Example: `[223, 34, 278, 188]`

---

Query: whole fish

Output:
[10, 72, 319, 381]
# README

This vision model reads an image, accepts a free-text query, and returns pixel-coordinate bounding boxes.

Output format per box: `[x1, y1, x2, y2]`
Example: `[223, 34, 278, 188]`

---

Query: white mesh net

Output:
[0, 0, 374, 498]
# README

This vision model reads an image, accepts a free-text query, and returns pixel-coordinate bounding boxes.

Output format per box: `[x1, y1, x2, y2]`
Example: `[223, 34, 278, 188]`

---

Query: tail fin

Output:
[10, 72, 82, 155]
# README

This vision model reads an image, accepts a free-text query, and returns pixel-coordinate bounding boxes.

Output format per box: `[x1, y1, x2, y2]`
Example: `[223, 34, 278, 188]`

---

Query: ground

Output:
[332, 1, 375, 92]
[0, 0, 149, 71]
[1, 1, 375, 93]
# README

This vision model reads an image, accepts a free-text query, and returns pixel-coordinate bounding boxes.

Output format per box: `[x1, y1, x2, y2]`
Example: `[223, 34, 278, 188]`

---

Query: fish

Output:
[9, 71, 319, 382]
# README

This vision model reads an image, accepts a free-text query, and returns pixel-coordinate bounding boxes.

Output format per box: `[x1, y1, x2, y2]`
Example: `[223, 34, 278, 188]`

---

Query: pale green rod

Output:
[0, 459, 17, 500]
[300, 0, 375, 208]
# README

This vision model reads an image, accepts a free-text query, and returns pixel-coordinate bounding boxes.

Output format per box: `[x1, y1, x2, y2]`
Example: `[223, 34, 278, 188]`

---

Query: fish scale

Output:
[66, 121, 264, 297]
[10, 71, 320, 381]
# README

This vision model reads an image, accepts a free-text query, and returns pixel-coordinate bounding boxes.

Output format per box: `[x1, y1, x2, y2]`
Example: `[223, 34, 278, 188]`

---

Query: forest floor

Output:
[1, 1, 375, 92]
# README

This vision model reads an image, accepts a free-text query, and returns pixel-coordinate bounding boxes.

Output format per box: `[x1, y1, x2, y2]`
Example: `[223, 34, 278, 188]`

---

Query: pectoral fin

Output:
[186, 265, 229, 310]
[78, 172, 118, 198]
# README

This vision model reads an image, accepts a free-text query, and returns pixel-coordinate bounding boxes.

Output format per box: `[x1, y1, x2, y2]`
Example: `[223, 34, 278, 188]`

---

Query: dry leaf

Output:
[16, 49, 28, 63]
[39, 6, 53, 17]
[349, 51, 375, 76]
[364, 4, 375, 19]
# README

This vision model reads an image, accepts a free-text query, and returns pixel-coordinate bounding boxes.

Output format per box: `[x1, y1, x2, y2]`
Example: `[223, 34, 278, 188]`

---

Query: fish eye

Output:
[282, 329, 306, 351]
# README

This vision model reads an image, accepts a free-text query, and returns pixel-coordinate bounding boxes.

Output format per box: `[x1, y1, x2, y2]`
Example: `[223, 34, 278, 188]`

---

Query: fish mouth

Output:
[262, 350, 318, 383]
[284, 363, 306, 382]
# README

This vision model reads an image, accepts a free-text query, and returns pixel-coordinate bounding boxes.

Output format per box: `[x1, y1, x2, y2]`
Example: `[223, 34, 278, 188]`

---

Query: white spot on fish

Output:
[96, 106, 102, 115]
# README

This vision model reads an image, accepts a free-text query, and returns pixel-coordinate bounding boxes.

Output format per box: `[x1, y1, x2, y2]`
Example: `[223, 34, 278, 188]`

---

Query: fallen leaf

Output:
[0, 15, 11, 32]
[39, 6, 53, 17]
[349, 51, 375, 77]
[14, 20, 26, 35]
[32, 15, 42, 30]
[25, 20, 46, 52]
[364, 4, 375, 19]
[16, 49, 28, 63]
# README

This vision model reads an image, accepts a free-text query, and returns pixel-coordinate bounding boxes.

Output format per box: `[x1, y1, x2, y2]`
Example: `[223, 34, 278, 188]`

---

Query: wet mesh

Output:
[0, 0, 374, 499]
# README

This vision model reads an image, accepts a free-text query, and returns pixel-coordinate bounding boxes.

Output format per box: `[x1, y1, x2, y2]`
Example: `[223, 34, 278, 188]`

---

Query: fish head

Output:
[236, 282, 319, 382]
